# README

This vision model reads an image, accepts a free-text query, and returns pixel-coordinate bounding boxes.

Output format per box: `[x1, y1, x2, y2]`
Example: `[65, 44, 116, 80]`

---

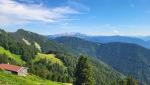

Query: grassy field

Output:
[0, 71, 70, 85]
[0, 46, 25, 65]
[33, 53, 65, 67]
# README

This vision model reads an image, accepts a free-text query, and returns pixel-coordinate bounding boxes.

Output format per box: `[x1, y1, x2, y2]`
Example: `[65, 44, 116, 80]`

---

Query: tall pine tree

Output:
[126, 76, 137, 85]
[112, 76, 138, 85]
[74, 55, 94, 85]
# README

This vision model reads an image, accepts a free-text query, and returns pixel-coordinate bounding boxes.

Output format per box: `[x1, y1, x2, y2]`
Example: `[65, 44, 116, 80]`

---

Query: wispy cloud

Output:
[67, 0, 90, 13]
[0, 0, 80, 24]
[113, 29, 120, 34]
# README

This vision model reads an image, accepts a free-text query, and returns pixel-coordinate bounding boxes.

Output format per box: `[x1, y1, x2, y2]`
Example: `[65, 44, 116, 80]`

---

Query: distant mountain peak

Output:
[48, 32, 88, 38]
[17, 29, 26, 32]
[16, 29, 32, 34]
[57, 32, 87, 36]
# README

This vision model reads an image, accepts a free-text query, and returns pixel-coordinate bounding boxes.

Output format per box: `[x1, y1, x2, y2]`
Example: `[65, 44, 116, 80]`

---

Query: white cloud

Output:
[113, 30, 119, 34]
[0, 0, 79, 24]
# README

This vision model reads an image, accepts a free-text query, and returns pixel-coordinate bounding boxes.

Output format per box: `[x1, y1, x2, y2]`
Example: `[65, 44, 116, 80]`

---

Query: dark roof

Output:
[0, 64, 22, 72]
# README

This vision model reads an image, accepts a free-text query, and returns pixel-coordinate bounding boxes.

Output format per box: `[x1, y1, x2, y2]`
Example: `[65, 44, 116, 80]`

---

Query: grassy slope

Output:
[0, 46, 25, 65]
[0, 48, 70, 85]
[34, 53, 65, 67]
[0, 46, 64, 67]
[0, 71, 69, 85]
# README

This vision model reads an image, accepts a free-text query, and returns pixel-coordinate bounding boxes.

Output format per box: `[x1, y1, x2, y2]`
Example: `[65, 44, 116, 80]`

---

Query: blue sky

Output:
[1, 0, 150, 36]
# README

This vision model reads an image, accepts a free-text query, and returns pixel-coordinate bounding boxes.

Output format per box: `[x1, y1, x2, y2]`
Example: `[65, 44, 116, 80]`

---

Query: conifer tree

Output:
[126, 76, 137, 85]
[74, 55, 94, 85]
[112, 76, 138, 85]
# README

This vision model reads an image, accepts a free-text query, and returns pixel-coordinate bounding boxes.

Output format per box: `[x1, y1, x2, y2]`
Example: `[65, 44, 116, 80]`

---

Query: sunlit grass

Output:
[0, 46, 25, 65]
[0, 71, 69, 85]
[33, 53, 65, 67]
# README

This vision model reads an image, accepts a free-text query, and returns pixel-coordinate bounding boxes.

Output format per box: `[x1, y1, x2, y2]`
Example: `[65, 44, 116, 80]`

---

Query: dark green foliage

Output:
[0, 54, 17, 65]
[12, 29, 67, 53]
[126, 76, 137, 85]
[54, 36, 150, 85]
[74, 56, 94, 85]
[96, 43, 150, 85]
[48, 50, 123, 85]
[91, 58, 123, 85]
[112, 76, 138, 85]
[54, 37, 98, 57]
[0, 29, 38, 62]
[47, 51, 78, 83]
[28, 58, 70, 83]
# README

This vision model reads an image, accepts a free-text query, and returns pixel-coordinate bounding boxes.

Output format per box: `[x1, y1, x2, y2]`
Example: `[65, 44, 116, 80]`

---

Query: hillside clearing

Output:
[33, 53, 65, 67]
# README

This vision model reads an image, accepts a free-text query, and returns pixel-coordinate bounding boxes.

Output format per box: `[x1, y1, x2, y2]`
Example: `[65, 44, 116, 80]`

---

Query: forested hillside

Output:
[0, 29, 125, 85]
[11, 29, 67, 53]
[53, 36, 99, 57]
[54, 36, 150, 85]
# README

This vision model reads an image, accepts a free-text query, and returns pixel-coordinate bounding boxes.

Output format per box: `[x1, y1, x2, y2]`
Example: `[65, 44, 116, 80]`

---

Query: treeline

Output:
[0, 54, 17, 64]
[74, 56, 94, 85]
[12, 29, 67, 53]
[74, 56, 138, 85]
[28, 59, 71, 83]
[28, 51, 77, 83]
[112, 76, 138, 85]
[0, 29, 38, 62]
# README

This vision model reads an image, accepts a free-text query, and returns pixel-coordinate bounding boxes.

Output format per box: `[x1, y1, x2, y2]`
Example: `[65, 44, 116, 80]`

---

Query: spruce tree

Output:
[112, 76, 138, 85]
[126, 76, 137, 85]
[74, 55, 94, 85]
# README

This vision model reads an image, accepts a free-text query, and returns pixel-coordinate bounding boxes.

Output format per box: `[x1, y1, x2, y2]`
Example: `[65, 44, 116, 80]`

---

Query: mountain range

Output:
[0, 29, 123, 85]
[1, 29, 150, 85]
[48, 33, 150, 49]
[51, 36, 150, 85]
